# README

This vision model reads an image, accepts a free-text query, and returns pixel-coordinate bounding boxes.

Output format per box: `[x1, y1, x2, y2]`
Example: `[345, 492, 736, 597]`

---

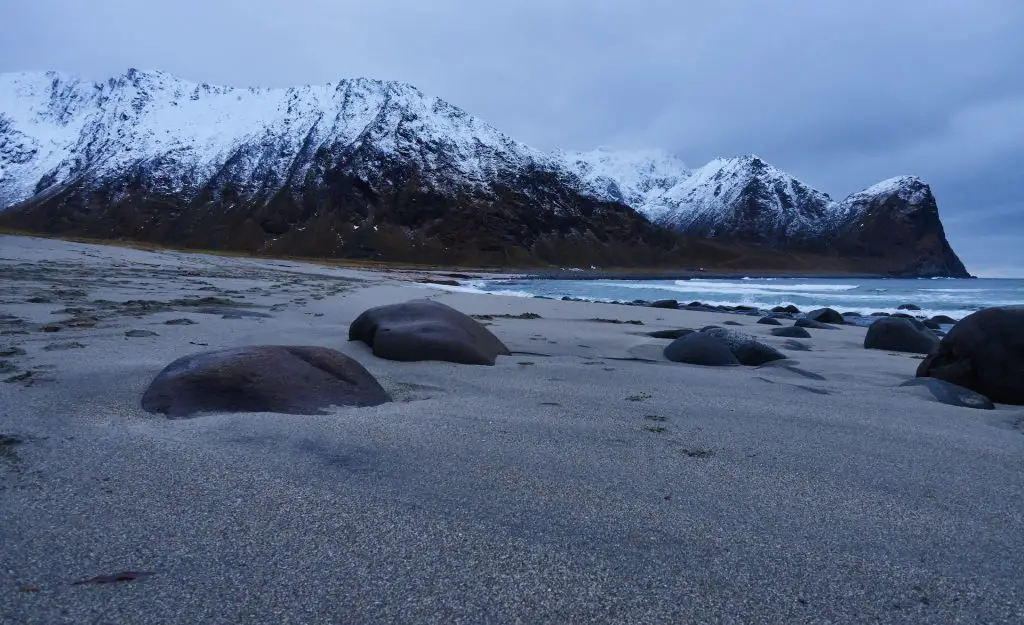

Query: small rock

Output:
[757, 317, 782, 326]
[929, 315, 958, 325]
[897, 304, 922, 311]
[722, 320, 743, 326]
[125, 330, 159, 338]
[771, 326, 812, 339]
[165, 318, 197, 326]
[0, 346, 26, 357]
[40, 325, 61, 333]
[43, 342, 86, 351]
[26, 296, 52, 304]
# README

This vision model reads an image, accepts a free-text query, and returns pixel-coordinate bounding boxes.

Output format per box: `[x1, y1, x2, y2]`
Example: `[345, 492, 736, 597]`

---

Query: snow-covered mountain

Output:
[0, 69, 968, 276]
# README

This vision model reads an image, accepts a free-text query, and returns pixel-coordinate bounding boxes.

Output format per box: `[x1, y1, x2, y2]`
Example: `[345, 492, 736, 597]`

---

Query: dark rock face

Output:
[649, 299, 679, 309]
[916, 306, 1024, 405]
[929, 315, 958, 325]
[831, 178, 969, 278]
[772, 305, 801, 314]
[864, 318, 939, 354]
[349, 299, 509, 365]
[142, 346, 390, 417]
[663, 333, 740, 367]
[899, 378, 994, 410]
[757, 317, 782, 326]
[772, 326, 812, 339]
[794, 318, 840, 330]
[805, 308, 844, 324]
[647, 328, 695, 340]
[701, 327, 788, 366]
[897, 304, 922, 311]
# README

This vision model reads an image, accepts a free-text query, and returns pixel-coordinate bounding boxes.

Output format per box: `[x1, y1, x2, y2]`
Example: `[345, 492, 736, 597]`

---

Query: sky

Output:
[2, 0, 1022, 276]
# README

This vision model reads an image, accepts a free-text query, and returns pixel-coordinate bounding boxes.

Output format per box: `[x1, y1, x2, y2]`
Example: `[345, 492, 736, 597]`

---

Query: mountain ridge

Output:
[0, 69, 969, 277]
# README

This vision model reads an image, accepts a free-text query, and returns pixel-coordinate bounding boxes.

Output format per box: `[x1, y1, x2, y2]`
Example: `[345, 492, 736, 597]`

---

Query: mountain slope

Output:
[0, 69, 969, 275]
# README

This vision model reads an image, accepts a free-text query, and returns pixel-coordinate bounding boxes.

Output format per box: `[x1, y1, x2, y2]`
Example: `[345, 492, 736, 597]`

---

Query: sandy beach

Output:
[1, 233, 1022, 624]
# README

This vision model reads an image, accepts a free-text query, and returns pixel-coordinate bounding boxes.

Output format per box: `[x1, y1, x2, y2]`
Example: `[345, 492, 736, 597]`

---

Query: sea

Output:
[430, 277, 1024, 322]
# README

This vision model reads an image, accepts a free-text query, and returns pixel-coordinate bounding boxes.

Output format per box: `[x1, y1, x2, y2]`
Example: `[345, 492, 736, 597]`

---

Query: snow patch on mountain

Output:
[0, 68, 561, 207]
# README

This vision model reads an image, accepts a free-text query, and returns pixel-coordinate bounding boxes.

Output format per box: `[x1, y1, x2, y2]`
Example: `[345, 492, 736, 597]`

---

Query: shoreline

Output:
[0, 229, 975, 280]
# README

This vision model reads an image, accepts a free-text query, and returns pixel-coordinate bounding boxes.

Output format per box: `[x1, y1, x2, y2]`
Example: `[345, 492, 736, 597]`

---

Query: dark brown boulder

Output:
[771, 326, 812, 339]
[916, 306, 1024, 405]
[663, 333, 741, 367]
[805, 308, 844, 324]
[701, 327, 788, 366]
[649, 299, 679, 309]
[864, 317, 940, 355]
[349, 299, 509, 365]
[142, 346, 390, 418]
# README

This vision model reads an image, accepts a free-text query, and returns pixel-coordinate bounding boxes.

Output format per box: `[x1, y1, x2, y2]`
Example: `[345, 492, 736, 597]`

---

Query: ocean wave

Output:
[679, 280, 859, 292]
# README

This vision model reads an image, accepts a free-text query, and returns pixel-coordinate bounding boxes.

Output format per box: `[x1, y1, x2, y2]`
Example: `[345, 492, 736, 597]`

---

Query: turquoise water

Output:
[442, 277, 1024, 320]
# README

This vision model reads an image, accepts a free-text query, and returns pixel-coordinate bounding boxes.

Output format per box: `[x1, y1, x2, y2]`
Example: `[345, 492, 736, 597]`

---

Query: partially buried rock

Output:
[757, 317, 782, 326]
[898, 303, 922, 311]
[142, 345, 390, 418]
[771, 326, 812, 339]
[899, 378, 994, 410]
[722, 320, 744, 326]
[646, 328, 694, 340]
[165, 318, 197, 326]
[864, 317, 939, 355]
[794, 318, 840, 330]
[349, 299, 510, 365]
[916, 305, 1024, 405]
[663, 333, 740, 367]
[125, 329, 159, 338]
[701, 327, 788, 366]
[804, 308, 845, 324]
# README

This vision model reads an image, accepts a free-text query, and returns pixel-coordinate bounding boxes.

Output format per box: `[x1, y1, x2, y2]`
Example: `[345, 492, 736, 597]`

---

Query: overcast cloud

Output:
[2, 0, 1022, 275]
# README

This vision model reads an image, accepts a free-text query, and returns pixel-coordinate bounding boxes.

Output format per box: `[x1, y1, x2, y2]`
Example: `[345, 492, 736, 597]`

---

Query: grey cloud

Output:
[1, 0, 1022, 274]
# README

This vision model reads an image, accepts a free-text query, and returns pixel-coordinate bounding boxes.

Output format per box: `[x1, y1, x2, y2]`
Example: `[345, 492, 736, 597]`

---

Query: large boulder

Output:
[701, 327, 788, 366]
[663, 333, 741, 366]
[916, 306, 1024, 405]
[864, 317, 940, 355]
[349, 299, 510, 365]
[805, 308, 845, 324]
[142, 346, 391, 418]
